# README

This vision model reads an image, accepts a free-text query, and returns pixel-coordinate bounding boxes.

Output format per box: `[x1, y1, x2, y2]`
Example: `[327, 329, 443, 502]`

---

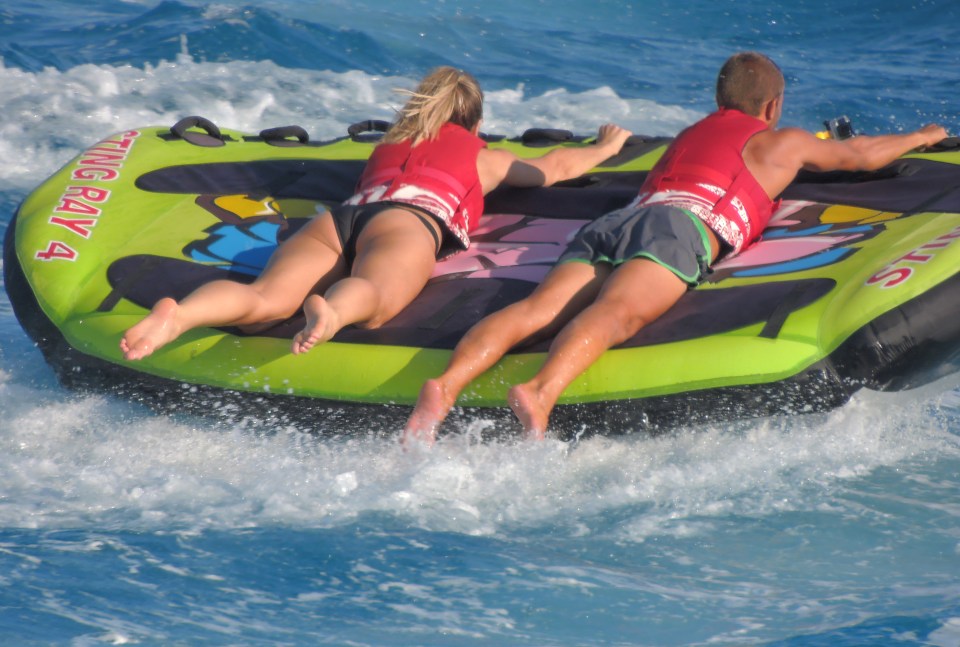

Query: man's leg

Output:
[403, 261, 610, 445]
[509, 258, 688, 437]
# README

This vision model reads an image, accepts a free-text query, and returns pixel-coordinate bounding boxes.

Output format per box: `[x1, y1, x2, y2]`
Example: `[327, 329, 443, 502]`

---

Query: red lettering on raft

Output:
[54, 198, 99, 216]
[71, 167, 118, 181]
[48, 217, 98, 238]
[35, 241, 78, 262]
[54, 185, 110, 213]
[69, 130, 140, 182]
[867, 224, 960, 288]
[36, 131, 140, 261]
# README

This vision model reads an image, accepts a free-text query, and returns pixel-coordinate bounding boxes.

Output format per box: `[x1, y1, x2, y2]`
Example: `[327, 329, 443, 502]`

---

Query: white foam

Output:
[0, 370, 956, 537]
[929, 617, 960, 647]
[0, 54, 700, 194]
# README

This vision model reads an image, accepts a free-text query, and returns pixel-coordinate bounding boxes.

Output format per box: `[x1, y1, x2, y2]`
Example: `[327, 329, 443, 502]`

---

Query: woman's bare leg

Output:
[402, 261, 609, 445]
[509, 258, 688, 437]
[121, 212, 346, 360]
[292, 208, 441, 354]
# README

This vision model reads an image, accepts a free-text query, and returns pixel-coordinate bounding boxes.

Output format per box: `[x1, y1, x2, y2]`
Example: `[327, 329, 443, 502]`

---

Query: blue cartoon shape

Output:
[185, 219, 282, 276]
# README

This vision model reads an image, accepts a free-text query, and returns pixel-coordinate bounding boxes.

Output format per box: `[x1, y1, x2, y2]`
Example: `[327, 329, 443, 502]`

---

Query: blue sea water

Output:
[1, 0, 960, 644]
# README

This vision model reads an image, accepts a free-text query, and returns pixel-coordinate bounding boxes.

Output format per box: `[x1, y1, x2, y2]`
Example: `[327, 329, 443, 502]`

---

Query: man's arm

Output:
[747, 124, 948, 198]
[801, 124, 948, 172]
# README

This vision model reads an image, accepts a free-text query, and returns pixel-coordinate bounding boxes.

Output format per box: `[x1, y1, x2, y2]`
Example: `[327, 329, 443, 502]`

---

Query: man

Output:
[403, 51, 948, 445]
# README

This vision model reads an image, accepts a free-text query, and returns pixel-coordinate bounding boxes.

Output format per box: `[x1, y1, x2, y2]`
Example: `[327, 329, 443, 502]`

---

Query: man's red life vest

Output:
[637, 108, 778, 254]
[347, 122, 487, 249]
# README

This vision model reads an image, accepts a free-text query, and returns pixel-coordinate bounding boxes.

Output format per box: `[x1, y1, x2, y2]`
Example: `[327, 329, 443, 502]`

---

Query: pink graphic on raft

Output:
[431, 200, 886, 284]
[176, 197, 888, 285]
[432, 214, 588, 283]
[710, 200, 883, 280]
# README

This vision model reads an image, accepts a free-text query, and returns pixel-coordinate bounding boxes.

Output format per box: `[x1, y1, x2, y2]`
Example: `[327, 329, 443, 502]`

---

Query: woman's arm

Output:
[478, 124, 632, 194]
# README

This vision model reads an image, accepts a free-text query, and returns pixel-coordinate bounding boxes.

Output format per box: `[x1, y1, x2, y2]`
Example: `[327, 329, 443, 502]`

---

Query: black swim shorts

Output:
[331, 201, 449, 265]
[558, 204, 712, 286]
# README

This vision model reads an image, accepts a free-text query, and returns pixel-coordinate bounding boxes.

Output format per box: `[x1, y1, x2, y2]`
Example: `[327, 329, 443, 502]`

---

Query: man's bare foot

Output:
[508, 384, 549, 440]
[119, 298, 182, 361]
[402, 379, 454, 447]
[291, 294, 341, 354]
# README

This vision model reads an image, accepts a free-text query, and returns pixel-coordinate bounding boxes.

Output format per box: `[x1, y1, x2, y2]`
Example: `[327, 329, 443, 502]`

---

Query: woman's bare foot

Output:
[119, 298, 182, 361]
[291, 294, 341, 354]
[402, 379, 455, 447]
[508, 384, 549, 440]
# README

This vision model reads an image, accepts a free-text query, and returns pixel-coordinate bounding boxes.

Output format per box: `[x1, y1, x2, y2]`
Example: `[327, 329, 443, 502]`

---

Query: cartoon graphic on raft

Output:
[179, 191, 892, 286]
[710, 201, 886, 280]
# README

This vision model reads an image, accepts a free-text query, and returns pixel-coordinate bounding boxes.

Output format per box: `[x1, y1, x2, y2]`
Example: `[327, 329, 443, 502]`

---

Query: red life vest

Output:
[637, 108, 778, 254]
[347, 122, 487, 249]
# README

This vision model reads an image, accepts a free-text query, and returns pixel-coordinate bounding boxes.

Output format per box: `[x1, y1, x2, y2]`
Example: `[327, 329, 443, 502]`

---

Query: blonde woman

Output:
[121, 67, 631, 360]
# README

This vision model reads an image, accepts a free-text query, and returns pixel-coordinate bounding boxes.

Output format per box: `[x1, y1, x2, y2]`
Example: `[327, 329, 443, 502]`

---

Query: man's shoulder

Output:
[748, 126, 813, 156]
[764, 126, 812, 143]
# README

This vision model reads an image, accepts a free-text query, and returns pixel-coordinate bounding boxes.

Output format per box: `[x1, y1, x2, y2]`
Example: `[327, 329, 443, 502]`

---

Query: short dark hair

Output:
[715, 52, 784, 116]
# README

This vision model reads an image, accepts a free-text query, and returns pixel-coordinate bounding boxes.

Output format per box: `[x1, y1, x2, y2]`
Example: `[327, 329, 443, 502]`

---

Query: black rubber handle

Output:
[521, 128, 574, 145]
[259, 125, 310, 146]
[170, 116, 225, 147]
[347, 119, 391, 138]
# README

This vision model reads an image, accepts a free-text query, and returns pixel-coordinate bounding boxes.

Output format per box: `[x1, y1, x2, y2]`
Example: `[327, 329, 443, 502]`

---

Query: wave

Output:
[3, 0, 957, 198]
[1, 1, 390, 75]
[0, 54, 701, 194]
[0, 0, 692, 104]
[1, 361, 957, 536]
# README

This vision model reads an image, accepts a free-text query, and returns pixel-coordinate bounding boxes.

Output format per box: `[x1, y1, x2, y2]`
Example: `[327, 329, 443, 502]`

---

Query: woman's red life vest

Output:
[347, 122, 487, 249]
[637, 108, 778, 254]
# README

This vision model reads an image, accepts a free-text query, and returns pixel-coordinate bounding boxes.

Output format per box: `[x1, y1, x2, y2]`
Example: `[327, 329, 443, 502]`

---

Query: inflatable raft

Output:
[5, 117, 960, 436]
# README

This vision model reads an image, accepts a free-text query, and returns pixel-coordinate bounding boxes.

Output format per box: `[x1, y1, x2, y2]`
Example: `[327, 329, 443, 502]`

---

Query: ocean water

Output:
[2, 0, 960, 644]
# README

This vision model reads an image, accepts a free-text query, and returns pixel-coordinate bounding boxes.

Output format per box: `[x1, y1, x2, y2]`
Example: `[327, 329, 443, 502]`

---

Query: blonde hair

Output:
[382, 66, 484, 146]
[715, 52, 784, 116]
